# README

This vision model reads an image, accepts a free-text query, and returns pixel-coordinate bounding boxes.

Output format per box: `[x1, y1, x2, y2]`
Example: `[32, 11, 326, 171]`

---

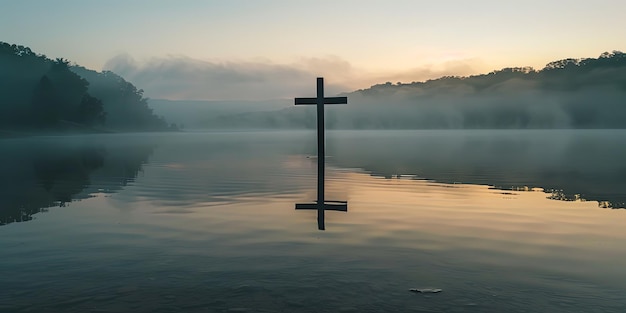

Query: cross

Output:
[294, 77, 348, 230]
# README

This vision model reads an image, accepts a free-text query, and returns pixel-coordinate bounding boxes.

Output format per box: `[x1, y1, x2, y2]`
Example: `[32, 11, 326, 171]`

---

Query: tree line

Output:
[362, 50, 626, 94]
[0, 42, 175, 132]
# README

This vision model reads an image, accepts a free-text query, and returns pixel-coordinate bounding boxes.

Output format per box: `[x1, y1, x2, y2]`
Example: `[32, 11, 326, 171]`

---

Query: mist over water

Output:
[2, 130, 626, 312]
[3, 130, 624, 227]
[153, 86, 626, 130]
[338, 86, 625, 129]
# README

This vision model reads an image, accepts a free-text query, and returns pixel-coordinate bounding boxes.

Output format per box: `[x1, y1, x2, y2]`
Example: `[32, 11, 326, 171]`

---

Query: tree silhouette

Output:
[77, 94, 106, 126]
[0, 41, 173, 132]
[30, 75, 60, 128]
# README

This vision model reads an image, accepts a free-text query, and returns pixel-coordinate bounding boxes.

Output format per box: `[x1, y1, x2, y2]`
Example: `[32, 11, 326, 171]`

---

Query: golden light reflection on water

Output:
[325, 171, 626, 284]
[336, 171, 626, 242]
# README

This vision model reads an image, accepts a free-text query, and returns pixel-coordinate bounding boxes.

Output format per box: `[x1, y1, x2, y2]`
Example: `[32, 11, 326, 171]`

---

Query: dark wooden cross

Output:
[294, 77, 348, 230]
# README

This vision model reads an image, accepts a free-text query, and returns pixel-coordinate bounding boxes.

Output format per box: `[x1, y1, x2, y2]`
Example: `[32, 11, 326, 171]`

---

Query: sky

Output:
[1, 0, 625, 100]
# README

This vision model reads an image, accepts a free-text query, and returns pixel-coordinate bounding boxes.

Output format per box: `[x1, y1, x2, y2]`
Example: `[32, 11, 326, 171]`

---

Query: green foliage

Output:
[77, 94, 106, 126]
[358, 51, 626, 95]
[30, 75, 60, 127]
[0, 41, 171, 132]
[70, 67, 170, 130]
[332, 51, 626, 129]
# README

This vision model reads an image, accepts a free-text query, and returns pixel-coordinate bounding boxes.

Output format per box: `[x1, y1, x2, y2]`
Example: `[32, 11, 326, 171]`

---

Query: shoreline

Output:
[0, 128, 182, 140]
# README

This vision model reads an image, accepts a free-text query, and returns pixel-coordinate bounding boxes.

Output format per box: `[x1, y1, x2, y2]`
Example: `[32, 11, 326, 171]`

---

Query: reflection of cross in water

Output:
[294, 77, 348, 230]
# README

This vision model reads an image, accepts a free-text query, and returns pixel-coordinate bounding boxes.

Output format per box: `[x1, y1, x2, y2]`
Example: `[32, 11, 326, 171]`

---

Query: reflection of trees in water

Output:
[326, 131, 626, 209]
[359, 163, 626, 209]
[352, 169, 626, 209]
[0, 142, 153, 226]
[33, 146, 105, 206]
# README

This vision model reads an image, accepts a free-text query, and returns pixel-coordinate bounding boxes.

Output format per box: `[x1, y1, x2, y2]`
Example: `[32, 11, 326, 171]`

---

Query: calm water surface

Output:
[1, 130, 626, 312]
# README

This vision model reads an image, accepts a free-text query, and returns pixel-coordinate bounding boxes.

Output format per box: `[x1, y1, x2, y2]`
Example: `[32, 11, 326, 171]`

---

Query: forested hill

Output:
[343, 51, 626, 129]
[0, 42, 173, 133]
[360, 51, 626, 95]
[197, 51, 626, 129]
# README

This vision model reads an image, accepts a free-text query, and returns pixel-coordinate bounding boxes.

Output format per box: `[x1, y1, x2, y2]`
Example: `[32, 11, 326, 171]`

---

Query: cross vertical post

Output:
[294, 77, 348, 230]
[316, 77, 325, 205]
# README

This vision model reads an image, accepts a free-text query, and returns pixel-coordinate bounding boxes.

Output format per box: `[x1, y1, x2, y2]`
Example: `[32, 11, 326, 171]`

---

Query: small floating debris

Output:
[409, 288, 442, 294]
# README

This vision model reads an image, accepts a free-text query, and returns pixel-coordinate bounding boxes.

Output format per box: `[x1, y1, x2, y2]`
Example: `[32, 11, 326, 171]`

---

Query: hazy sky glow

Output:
[2, 0, 625, 99]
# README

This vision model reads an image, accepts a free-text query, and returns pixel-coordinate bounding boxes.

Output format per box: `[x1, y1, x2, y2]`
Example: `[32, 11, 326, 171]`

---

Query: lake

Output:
[1, 130, 626, 313]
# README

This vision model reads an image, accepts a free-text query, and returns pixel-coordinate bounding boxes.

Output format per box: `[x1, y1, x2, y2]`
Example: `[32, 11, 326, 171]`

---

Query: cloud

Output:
[103, 54, 484, 100]
[360, 58, 486, 86]
[104, 55, 352, 100]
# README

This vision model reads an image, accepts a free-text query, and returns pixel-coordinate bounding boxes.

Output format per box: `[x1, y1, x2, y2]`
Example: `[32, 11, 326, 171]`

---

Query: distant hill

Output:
[0, 41, 174, 133]
[148, 98, 290, 129]
[186, 51, 626, 129]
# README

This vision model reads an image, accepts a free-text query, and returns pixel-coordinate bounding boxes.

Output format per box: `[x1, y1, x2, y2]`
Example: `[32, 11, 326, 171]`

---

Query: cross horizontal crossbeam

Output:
[294, 97, 348, 105]
[295, 200, 348, 211]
